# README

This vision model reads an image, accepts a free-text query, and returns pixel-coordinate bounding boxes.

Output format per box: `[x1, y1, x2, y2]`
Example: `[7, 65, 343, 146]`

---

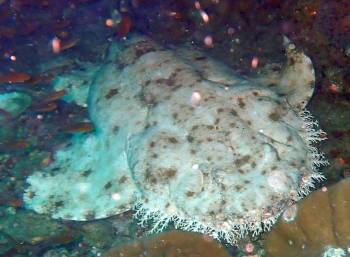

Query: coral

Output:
[265, 178, 350, 257]
[102, 230, 231, 257]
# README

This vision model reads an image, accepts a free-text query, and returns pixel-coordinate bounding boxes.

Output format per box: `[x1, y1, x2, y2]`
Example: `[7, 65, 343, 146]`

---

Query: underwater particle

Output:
[191, 91, 202, 105]
[321, 186, 328, 192]
[51, 36, 61, 54]
[194, 1, 201, 9]
[204, 35, 213, 47]
[282, 204, 298, 223]
[106, 19, 114, 28]
[329, 83, 340, 94]
[111, 193, 121, 201]
[227, 27, 235, 35]
[251, 57, 259, 69]
[245, 242, 255, 253]
[199, 10, 209, 23]
[10, 55, 16, 61]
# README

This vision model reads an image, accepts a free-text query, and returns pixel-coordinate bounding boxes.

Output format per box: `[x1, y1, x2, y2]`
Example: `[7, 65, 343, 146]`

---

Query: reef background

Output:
[0, 0, 349, 256]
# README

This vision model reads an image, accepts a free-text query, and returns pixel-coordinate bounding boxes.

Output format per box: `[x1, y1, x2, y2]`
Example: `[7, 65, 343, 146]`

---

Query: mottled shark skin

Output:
[24, 35, 327, 244]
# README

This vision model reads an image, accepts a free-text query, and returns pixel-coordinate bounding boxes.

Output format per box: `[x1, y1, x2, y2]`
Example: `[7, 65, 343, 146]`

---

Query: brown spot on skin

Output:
[192, 125, 199, 130]
[229, 123, 236, 128]
[82, 169, 92, 177]
[220, 183, 227, 190]
[133, 45, 156, 60]
[238, 98, 245, 108]
[54, 200, 64, 208]
[221, 200, 226, 205]
[261, 170, 267, 175]
[104, 181, 112, 189]
[163, 168, 177, 178]
[207, 125, 214, 130]
[113, 126, 120, 133]
[217, 108, 224, 113]
[214, 118, 220, 125]
[144, 80, 151, 86]
[105, 88, 119, 99]
[207, 137, 213, 142]
[252, 91, 259, 96]
[271, 166, 277, 170]
[150, 141, 155, 148]
[187, 135, 194, 143]
[168, 137, 178, 144]
[287, 135, 293, 142]
[308, 79, 314, 88]
[186, 191, 195, 197]
[289, 57, 295, 66]
[238, 169, 245, 174]
[251, 162, 257, 168]
[269, 111, 281, 121]
[154, 73, 179, 89]
[230, 109, 238, 116]
[27, 191, 36, 199]
[172, 113, 178, 119]
[84, 211, 96, 220]
[165, 202, 170, 208]
[234, 155, 251, 168]
[119, 176, 127, 183]
[247, 120, 252, 125]
[151, 153, 158, 158]
[235, 185, 243, 191]
[63, 214, 73, 219]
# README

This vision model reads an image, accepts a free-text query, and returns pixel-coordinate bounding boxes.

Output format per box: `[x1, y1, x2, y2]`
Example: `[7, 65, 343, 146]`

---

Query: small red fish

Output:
[34, 102, 58, 112]
[117, 13, 132, 38]
[0, 72, 31, 83]
[43, 90, 66, 102]
[63, 122, 95, 133]
[0, 140, 30, 152]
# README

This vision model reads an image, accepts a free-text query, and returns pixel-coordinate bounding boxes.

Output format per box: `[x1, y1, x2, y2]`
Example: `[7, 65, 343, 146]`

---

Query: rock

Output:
[0, 208, 77, 246]
[81, 220, 115, 249]
[102, 230, 231, 257]
[265, 178, 350, 257]
[0, 91, 31, 120]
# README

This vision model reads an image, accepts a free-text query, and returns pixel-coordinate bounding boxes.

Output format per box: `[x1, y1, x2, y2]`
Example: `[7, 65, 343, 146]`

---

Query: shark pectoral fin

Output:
[23, 134, 138, 221]
[277, 36, 316, 110]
